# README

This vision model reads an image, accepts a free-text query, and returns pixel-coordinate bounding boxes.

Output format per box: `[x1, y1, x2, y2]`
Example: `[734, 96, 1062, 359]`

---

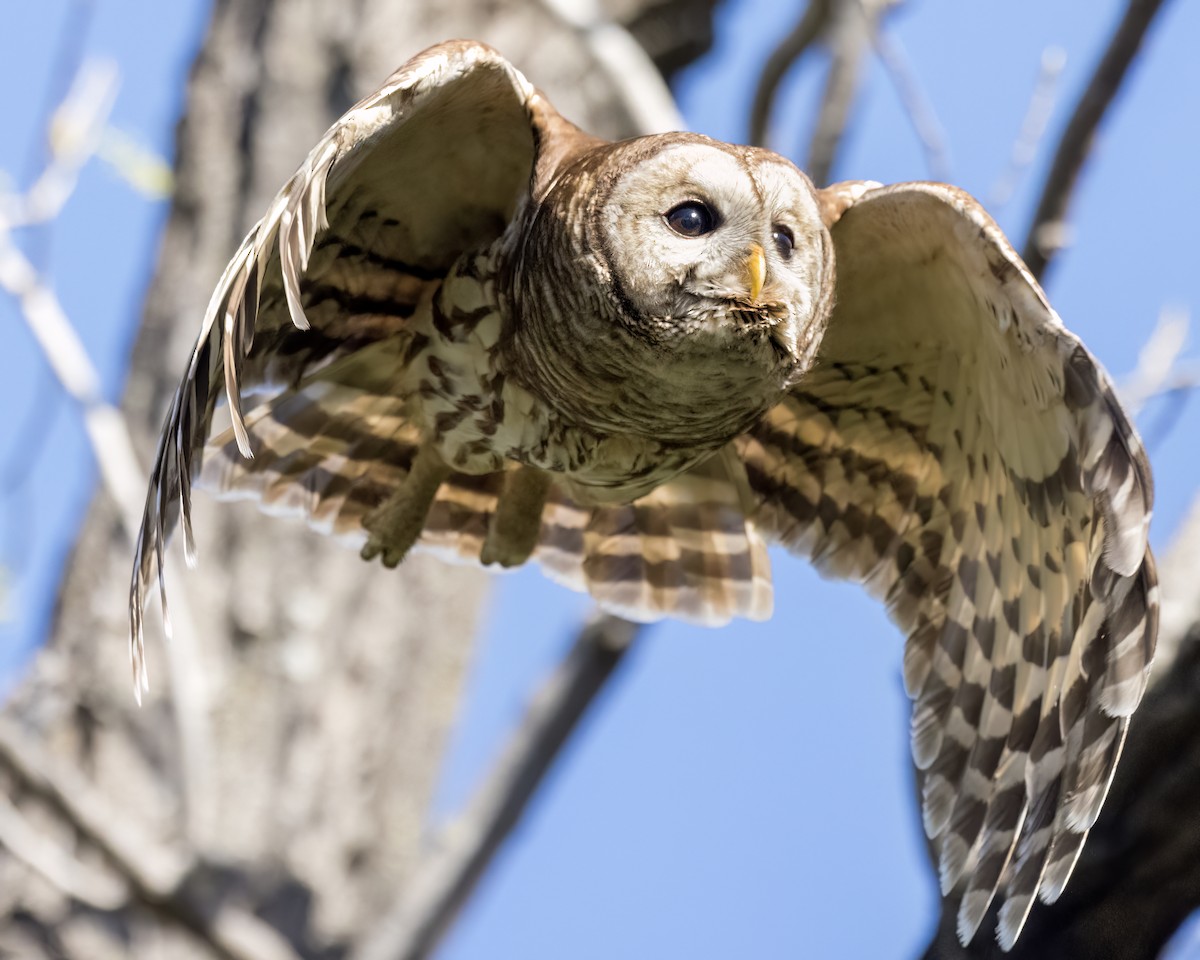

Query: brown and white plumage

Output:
[740, 181, 1156, 945]
[130, 40, 1157, 950]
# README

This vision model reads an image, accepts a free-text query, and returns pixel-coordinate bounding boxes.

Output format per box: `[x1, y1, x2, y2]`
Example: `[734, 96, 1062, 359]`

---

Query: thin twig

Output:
[870, 15, 951, 182]
[3, 59, 118, 229]
[0, 237, 145, 528]
[1117, 306, 1200, 447]
[1120, 306, 1191, 414]
[749, 0, 834, 148]
[0, 719, 303, 960]
[351, 615, 641, 960]
[19, 0, 96, 270]
[535, 0, 686, 133]
[988, 46, 1067, 209]
[1021, 0, 1171, 280]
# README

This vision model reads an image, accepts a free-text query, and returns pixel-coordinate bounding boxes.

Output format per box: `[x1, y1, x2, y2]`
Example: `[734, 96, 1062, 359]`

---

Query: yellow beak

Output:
[746, 243, 766, 302]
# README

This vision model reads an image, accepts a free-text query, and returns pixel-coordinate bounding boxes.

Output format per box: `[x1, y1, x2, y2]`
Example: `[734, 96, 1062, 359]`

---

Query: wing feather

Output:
[198, 374, 773, 628]
[130, 41, 544, 690]
[739, 181, 1157, 948]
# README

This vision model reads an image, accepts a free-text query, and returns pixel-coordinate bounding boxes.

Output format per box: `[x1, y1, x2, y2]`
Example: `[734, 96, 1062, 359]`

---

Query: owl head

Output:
[504, 133, 835, 444]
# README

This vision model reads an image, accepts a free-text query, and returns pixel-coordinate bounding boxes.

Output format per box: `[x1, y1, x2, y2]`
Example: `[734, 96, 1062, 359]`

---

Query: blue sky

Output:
[1, 2, 1198, 958]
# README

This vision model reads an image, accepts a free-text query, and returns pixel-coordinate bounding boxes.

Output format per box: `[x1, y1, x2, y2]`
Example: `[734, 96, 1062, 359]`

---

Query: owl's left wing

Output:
[737, 182, 1157, 948]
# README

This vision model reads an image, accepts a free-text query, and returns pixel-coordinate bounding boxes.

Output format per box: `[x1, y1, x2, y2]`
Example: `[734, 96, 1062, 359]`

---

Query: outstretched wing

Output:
[130, 40, 564, 692]
[737, 182, 1157, 948]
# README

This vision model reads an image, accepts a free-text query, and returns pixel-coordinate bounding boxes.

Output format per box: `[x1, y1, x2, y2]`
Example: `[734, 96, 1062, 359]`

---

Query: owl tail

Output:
[199, 378, 773, 627]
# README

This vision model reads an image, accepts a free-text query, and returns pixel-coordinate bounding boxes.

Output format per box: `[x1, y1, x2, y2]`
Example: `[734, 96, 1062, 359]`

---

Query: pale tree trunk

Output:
[0, 2, 715, 958]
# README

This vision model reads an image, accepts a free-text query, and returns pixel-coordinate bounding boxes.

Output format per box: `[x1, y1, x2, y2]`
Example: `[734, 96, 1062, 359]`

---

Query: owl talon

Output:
[480, 465, 552, 567]
[360, 535, 404, 568]
[360, 443, 449, 569]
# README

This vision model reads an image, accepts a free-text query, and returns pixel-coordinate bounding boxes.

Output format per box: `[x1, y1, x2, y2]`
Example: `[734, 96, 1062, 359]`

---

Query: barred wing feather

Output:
[130, 40, 541, 695]
[199, 371, 774, 629]
[738, 182, 1157, 948]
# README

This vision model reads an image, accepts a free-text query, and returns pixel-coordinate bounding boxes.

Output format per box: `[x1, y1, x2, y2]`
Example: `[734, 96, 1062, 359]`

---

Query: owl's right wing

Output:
[130, 40, 598, 691]
[737, 182, 1157, 948]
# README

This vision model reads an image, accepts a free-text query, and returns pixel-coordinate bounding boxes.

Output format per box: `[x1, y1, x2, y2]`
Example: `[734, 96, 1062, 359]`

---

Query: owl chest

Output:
[402, 266, 694, 499]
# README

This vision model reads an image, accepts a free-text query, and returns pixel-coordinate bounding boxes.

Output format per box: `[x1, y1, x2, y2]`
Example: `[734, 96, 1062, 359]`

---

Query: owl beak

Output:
[745, 243, 766, 302]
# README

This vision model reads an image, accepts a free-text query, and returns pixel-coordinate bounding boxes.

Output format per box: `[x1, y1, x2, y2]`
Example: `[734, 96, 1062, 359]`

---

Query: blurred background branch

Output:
[1021, 0, 1170, 281]
[0, 718, 303, 960]
[869, 12, 950, 183]
[352, 615, 639, 960]
[988, 46, 1066, 210]
[749, 0, 832, 149]
[752, 0, 940, 187]
[803, 0, 893, 186]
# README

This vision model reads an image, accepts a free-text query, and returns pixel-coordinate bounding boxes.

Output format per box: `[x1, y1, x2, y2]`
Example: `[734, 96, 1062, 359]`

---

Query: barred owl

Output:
[130, 41, 1157, 950]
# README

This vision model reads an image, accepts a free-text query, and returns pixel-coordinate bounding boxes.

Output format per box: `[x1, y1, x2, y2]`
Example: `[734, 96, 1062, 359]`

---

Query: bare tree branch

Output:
[0, 791, 127, 910]
[795, 0, 901, 187]
[1021, 0, 1171, 281]
[1121, 307, 1191, 415]
[0, 719, 303, 960]
[17, 0, 96, 270]
[351, 614, 640, 960]
[4, 60, 117, 229]
[1116, 306, 1200, 452]
[0, 233, 145, 529]
[805, 0, 877, 187]
[538, 0, 686, 133]
[609, 0, 722, 80]
[749, 0, 833, 148]
[750, 0, 903, 185]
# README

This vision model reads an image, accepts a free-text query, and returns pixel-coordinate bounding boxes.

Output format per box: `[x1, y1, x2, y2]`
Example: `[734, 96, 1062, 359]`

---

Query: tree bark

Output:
[0, 2, 716, 958]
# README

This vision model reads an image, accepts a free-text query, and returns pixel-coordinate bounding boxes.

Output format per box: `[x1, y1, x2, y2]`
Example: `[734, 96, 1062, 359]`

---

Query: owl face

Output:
[596, 136, 832, 374]
[503, 133, 835, 447]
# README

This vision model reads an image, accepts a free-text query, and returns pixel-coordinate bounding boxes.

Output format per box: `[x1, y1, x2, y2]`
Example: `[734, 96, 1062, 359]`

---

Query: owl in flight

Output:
[131, 40, 1156, 949]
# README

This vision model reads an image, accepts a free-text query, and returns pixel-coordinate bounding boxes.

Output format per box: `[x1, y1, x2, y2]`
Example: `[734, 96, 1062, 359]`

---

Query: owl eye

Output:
[665, 202, 717, 238]
[772, 224, 795, 259]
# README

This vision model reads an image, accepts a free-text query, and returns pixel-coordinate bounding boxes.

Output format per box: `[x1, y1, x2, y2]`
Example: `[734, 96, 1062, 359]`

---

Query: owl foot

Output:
[361, 444, 450, 568]
[480, 465, 552, 567]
